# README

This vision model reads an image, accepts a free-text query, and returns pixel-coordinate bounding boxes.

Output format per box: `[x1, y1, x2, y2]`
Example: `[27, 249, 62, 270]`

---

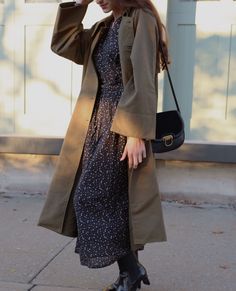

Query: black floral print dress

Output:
[73, 17, 131, 268]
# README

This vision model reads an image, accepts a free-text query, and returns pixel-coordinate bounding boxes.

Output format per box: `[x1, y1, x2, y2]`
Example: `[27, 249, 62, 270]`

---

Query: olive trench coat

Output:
[38, 1, 167, 250]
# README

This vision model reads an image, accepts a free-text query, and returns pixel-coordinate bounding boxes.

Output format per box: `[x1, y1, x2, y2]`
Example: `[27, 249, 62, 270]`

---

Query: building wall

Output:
[1, 0, 235, 145]
[0, 1, 235, 200]
[0, 1, 167, 137]
[166, 0, 236, 144]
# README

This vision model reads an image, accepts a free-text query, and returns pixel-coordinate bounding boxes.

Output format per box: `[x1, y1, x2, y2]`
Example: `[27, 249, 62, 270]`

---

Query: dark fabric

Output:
[72, 17, 131, 268]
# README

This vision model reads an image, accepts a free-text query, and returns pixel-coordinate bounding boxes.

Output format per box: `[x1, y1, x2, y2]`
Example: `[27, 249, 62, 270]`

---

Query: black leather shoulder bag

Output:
[126, 9, 185, 153]
[151, 43, 185, 153]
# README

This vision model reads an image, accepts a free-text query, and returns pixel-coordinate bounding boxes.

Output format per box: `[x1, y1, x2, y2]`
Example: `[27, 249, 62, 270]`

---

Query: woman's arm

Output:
[51, 0, 95, 65]
[111, 9, 158, 140]
[117, 9, 158, 169]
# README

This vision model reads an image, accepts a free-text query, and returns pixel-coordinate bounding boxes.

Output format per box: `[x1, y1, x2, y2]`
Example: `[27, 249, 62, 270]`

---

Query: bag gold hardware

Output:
[162, 135, 174, 147]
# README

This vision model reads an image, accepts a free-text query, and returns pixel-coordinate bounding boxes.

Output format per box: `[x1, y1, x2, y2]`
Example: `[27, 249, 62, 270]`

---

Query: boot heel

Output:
[142, 274, 150, 285]
[137, 262, 151, 286]
[131, 277, 143, 291]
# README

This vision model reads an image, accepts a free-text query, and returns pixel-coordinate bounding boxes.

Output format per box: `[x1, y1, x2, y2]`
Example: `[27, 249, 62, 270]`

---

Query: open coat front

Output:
[38, 2, 167, 250]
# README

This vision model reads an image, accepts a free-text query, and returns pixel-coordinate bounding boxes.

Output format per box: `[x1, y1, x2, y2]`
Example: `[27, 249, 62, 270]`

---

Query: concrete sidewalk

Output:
[0, 193, 235, 291]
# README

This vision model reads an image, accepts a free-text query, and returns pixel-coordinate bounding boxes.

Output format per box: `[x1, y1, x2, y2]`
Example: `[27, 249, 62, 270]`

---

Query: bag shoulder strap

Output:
[159, 43, 181, 113]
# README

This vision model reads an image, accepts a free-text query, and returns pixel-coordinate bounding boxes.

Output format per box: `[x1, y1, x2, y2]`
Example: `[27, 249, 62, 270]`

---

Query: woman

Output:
[38, 0, 168, 290]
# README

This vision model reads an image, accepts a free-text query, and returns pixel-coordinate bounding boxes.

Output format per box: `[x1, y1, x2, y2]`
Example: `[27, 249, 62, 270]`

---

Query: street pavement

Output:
[0, 192, 235, 291]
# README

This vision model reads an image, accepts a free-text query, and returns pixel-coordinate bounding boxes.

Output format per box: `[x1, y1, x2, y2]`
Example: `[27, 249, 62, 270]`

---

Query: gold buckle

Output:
[162, 135, 174, 147]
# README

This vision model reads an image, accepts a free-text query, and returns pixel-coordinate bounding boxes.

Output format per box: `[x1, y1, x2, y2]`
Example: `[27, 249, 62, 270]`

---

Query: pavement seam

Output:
[28, 284, 36, 290]
[28, 239, 74, 285]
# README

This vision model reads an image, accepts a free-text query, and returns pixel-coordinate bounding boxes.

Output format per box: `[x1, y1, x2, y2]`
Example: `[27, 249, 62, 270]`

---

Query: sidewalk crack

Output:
[28, 239, 74, 284]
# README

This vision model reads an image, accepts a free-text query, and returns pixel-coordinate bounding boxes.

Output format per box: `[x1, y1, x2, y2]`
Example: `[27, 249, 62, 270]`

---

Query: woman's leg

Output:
[117, 251, 140, 283]
[109, 251, 150, 291]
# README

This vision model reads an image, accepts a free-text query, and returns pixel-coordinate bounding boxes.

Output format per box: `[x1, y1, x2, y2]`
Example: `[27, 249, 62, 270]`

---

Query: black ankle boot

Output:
[128, 263, 150, 291]
[137, 262, 150, 286]
[103, 272, 129, 291]
[103, 264, 150, 291]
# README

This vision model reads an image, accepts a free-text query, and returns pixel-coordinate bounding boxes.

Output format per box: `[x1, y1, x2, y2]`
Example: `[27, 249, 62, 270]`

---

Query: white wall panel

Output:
[167, 0, 236, 142]
[227, 24, 236, 121]
[0, 25, 14, 134]
[21, 25, 72, 136]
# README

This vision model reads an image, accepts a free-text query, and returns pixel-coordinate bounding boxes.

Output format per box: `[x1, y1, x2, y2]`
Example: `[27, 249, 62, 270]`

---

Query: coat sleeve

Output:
[110, 9, 159, 140]
[51, 2, 95, 65]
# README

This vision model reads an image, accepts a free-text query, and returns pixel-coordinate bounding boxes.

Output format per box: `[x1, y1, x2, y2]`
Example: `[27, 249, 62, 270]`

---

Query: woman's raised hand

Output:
[120, 137, 147, 170]
[75, 0, 93, 5]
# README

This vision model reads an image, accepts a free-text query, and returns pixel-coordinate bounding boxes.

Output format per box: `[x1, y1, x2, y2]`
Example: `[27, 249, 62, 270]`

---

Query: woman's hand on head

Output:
[120, 137, 146, 170]
[75, 0, 93, 5]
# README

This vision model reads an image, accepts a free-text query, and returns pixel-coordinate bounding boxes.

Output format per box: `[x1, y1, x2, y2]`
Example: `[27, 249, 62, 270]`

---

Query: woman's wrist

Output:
[75, 0, 93, 5]
[74, 0, 84, 4]
[127, 136, 145, 142]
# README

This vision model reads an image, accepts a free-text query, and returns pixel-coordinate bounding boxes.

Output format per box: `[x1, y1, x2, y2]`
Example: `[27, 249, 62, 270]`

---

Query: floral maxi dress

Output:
[72, 17, 131, 268]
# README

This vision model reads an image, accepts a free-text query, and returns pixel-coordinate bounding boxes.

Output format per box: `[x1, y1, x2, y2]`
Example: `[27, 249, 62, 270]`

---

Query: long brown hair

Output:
[114, 0, 170, 71]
